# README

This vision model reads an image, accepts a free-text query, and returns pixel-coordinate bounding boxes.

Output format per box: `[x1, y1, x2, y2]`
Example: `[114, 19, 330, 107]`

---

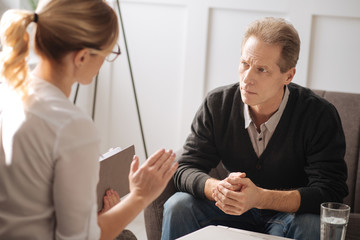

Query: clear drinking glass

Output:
[320, 202, 350, 240]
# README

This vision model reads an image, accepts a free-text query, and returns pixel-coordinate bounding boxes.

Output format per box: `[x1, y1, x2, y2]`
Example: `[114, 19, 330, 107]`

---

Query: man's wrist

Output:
[256, 188, 269, 209]
[204, 178, 219, 201]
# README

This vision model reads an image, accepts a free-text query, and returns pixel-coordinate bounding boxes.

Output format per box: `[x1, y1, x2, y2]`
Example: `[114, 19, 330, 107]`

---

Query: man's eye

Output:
[258, 68, 267, 73]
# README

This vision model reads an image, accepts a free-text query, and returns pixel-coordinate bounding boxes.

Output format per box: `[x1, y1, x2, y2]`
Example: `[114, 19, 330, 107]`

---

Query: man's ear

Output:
[284, 67, 296, 85]
[74, 49, 90, 68]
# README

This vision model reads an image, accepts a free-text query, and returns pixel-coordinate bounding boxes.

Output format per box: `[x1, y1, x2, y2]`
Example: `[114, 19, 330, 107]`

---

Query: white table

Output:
[177, 225, 293, 240]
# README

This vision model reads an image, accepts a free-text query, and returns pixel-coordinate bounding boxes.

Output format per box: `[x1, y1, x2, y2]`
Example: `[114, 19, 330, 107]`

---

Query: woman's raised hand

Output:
[128, 149, 178, 205]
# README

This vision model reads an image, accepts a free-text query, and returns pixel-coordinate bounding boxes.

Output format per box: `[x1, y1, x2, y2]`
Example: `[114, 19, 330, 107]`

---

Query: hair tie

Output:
[33, 13, 38, 23]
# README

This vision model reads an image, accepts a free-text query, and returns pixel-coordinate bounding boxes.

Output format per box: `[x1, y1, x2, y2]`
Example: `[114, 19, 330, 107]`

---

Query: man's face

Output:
[239, 36, 294, 111]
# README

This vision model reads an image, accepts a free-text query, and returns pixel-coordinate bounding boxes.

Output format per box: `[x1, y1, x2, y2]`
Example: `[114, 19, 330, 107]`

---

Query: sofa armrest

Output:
[144, 147, 230, 240]
[346, 213, 360, 240]
[144, 178, 177, 240]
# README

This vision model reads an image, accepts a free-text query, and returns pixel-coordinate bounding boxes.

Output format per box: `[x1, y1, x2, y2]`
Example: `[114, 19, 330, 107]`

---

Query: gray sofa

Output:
[144, 89, 360, 240]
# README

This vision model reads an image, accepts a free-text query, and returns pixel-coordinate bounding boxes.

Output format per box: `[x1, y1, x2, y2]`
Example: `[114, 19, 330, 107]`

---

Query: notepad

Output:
[96, 145, 135, 211]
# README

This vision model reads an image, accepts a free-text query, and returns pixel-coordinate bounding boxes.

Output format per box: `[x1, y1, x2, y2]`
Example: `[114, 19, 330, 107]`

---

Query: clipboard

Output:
[96, 145, 135, 211]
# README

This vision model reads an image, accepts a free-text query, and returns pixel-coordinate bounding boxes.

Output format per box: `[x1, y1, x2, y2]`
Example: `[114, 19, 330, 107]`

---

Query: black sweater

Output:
[174, 82, 348, 214]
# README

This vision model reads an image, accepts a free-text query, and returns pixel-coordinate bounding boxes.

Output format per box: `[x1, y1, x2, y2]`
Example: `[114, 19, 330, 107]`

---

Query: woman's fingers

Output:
[155, 150, 173, 169]
[130, 155, 140, 176]
[163, 161, 178, 180]
[128, 149, 178, 203]
[107, 189, 120, 207]
[103, 196, 110, 210]
[145, 149, 166, 166]
[98, 189, 121, 215]
[158, 152, 176, 174]
[108, 191, 116, 206]
[98, 196, 110, 215]
[145, 149, 176, 170]
[112, 189, 120, 202]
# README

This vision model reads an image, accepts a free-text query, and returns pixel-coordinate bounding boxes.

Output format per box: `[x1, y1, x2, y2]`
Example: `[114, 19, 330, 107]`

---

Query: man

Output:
[161, 17, 348, 240]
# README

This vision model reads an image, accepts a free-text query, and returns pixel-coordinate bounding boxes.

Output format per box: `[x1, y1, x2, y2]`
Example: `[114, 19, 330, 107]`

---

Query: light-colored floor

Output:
[126, 211, 148, 240]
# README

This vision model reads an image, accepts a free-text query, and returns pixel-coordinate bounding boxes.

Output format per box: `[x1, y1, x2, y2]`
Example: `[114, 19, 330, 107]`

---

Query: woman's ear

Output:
[74, 49, 90, 68]
[284, 67, 296, 85]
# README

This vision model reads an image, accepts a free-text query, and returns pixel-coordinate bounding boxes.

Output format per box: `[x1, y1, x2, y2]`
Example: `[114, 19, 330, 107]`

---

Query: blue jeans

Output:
[161, 192, 320, 240]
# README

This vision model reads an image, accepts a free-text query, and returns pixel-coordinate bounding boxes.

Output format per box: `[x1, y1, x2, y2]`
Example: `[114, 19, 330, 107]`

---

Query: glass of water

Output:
[321, 202, 350, 240]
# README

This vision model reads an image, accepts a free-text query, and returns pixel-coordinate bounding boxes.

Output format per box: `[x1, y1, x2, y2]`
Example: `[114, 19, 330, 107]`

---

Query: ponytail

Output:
[0, 10, 35, 97]
[0, 0, 119, 98]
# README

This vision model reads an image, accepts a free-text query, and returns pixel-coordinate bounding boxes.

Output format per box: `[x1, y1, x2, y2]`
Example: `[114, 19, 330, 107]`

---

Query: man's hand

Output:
[204, 172, 246, 201]
[212, 172, 301, 215]
[212, 172, 263, 215]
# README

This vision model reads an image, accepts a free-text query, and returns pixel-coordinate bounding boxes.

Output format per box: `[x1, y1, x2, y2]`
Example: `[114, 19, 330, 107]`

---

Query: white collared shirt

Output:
[244, 86, 290, 157]
[0, 75, 101, 239]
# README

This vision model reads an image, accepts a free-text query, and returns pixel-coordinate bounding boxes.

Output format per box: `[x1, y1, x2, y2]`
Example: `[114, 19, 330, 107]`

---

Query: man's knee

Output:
[163, 192, 195, 218]
[292, 213, 320, 228]
[288, 213, 320, 239]
[162, 192, 201, 240]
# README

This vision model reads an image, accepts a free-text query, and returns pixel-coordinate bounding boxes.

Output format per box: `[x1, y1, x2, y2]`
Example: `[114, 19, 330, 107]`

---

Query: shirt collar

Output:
[244, 85, 290, 133]
[244, 102, 252, 129]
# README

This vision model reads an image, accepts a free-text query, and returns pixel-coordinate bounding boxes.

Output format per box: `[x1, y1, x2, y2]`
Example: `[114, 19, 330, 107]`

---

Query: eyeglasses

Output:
[106, 43, 121, 62]
[89, 43, 121, 62]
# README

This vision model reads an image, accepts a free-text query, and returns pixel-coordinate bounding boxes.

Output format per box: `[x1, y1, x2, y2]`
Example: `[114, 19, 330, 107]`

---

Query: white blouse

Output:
[0, 75, 101, 239]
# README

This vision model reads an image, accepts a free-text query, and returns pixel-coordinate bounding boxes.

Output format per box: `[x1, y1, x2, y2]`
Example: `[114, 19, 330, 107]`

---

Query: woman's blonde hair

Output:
[242, 17, 300, 73]
[0, 0, 119, 96]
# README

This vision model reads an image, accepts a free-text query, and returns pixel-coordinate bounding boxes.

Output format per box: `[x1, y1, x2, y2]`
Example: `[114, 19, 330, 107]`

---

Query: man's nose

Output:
[241, 68, 255, 85]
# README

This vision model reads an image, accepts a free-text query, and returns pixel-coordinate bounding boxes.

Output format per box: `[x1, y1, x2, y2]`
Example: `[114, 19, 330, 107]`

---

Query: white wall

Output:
[0, 0, 19, 15]
[93, 0, 189, 159]
[3, 0, 360, 161]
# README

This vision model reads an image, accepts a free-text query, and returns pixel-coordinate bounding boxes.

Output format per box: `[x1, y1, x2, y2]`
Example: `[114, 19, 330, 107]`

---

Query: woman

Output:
[0, 0, 177, 239]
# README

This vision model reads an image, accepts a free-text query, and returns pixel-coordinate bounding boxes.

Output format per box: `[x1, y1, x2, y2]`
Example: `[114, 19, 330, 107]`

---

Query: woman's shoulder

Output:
[27, 77, 93, 128]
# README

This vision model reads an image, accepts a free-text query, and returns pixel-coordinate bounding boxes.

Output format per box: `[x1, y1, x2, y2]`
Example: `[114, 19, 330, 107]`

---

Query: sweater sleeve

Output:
[297, 100, 348, 214]
[173, 95, 222, 199]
